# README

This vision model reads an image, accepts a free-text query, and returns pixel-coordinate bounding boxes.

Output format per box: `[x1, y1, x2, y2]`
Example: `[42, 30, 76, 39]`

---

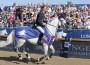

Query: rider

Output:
[35, 5, 48, 45]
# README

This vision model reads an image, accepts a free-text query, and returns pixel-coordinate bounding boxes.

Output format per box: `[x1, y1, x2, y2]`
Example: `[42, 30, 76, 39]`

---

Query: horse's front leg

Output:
[37, 43, 49, 62]
[41, 44, 55, 61]
[49, 45, 55, 58]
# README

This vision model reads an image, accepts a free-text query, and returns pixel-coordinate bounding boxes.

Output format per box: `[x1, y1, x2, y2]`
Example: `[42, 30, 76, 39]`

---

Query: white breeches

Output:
[36, 26, 45, 34]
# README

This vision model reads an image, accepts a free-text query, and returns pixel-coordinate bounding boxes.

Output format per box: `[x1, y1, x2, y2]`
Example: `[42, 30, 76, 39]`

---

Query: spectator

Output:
[32, 13, 37, 23]
[74, 13, 83, 29]
[0, 3, 89, 30]
[83, 17, 90, 29]
[14, 16, 21, 27]
[81, 5, 88, 21]
[88, 6, 90, 16]
[15, 6, 22, 20]
[9, 13, 15, 27]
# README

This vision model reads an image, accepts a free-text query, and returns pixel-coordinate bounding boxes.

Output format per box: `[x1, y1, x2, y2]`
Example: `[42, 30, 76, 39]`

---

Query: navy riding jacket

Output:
[36, 11, 45, 26]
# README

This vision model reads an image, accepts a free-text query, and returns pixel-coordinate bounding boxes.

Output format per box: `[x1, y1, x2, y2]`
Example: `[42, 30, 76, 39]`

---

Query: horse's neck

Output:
[47, 17, 58, 36]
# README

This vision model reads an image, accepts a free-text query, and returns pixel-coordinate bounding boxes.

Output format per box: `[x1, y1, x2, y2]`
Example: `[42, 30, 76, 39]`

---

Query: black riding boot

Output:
[37, 33, 44, 46]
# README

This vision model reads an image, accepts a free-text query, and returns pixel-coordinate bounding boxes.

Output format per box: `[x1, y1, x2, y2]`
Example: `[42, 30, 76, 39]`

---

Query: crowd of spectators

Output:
[0, 3, 90, 30]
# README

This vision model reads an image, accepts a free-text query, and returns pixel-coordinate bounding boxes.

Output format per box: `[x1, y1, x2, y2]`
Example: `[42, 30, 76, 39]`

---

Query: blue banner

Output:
[57, 29, 90, 39]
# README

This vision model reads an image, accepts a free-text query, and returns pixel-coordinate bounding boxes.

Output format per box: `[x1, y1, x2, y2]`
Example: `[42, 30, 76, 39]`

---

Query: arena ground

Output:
[0, 50, 90, 65]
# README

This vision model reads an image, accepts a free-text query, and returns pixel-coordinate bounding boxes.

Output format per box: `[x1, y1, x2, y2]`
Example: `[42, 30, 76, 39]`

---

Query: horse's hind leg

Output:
[15, 39, 26, 61]
[23, 44, 30, 61]
[15, 47, 22, 61]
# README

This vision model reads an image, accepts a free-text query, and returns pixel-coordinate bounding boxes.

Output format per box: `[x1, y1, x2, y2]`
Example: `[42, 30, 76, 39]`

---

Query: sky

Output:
[0, 0, 90, 6]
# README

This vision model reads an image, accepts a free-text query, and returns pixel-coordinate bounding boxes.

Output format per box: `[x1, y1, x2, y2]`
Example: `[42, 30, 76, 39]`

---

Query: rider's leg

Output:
[36, 26, 45, 45]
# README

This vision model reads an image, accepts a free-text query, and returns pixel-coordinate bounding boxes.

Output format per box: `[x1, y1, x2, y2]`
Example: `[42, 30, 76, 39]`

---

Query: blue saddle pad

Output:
[14, 26, 55, 45]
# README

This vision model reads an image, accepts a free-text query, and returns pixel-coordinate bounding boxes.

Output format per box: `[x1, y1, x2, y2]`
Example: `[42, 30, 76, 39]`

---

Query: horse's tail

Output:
[0, 30, 14, 47]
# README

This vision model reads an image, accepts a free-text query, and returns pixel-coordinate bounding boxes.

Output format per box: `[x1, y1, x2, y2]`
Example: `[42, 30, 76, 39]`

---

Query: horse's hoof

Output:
[19, 57, 22, 61]
[36, 61, 46, 64]
[49, 53, 53, 58]
[19, 59, 22, 61]
[37, 57, 43, 62]
[37, 58, 40, 62]
[46, 56, 50, 60]
[27, 58, 31, 62]
[41, 61, 46, 64]
[49, 56, 52, 58]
